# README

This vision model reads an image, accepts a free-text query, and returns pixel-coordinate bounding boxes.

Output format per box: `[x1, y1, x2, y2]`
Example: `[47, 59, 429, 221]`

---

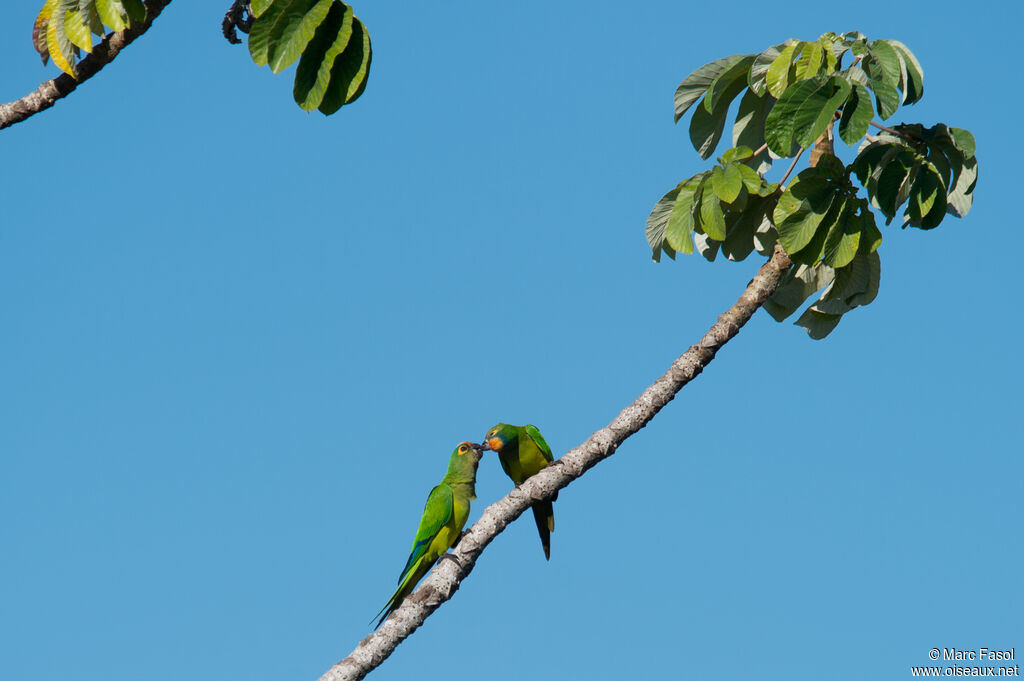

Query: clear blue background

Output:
[2, 1, 1020, 679]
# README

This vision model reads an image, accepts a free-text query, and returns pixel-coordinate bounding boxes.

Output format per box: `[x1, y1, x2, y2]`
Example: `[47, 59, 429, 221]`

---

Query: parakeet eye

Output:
[458, 444, 468, 455]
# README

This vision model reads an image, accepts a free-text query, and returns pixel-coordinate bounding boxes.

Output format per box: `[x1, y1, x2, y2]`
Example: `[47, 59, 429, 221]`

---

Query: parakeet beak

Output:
[478, 441, 491, 452]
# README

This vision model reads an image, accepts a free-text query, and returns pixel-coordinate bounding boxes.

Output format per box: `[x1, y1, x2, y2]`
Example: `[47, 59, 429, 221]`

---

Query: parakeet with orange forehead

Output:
[483, 423, 556, 560]
[373, 441, 483, 628]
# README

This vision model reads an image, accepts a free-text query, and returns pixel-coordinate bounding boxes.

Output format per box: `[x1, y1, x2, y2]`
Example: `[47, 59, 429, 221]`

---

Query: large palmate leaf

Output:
[248, 0, 371, 115]
[852, 123, 978, 228]
[674, 55, 749, 122]
[687, 55, 755, 159]
[764, 75, 850, 156]
[650, 31, 977, 339]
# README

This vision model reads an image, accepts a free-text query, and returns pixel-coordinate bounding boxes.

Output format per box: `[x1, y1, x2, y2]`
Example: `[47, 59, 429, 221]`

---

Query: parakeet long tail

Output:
[531, 499, 555, 561]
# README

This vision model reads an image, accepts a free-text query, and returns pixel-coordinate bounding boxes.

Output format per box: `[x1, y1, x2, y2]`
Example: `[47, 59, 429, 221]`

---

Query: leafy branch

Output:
[646, 31, 978, 338]
[0, 0, 172, 131]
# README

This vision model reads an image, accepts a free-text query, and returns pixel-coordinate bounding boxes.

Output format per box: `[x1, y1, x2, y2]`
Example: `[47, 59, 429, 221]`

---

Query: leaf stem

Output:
[869, 120, 918, 142]
[779, 148, 806, 188]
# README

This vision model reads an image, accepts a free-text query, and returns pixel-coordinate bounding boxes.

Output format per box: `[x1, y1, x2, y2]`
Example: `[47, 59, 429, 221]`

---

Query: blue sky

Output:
[1, 1, 1021, 680]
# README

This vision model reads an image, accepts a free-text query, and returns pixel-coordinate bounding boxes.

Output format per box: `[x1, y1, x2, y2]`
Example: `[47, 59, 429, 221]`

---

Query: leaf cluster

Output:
[248, 0, 371, 115]
[647, 32, 978, 338]
[33, 0, 147, 77]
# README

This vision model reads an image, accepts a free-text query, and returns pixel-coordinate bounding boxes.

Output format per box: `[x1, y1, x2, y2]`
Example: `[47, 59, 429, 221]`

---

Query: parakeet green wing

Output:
[523, 424, 553, 463]
[372, 483, 454, 628]
[396, 484, 453, 585]
[485, 422, 557, 560]
[372, 441, 482, 629]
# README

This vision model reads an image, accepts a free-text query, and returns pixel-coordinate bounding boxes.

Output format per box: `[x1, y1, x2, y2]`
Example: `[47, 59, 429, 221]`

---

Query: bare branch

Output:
[0, 0, 172, 131]
[317, 243, 795, 681]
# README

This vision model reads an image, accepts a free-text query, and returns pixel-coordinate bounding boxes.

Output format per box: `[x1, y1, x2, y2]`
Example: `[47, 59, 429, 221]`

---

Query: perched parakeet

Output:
[373, 441, 483, 629]
[484, 423, 556, 560]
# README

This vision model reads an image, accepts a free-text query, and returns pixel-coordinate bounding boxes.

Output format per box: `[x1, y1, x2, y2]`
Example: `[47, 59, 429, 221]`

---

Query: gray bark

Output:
[0, 0, 173, 131]
[318, 243, 795, 681]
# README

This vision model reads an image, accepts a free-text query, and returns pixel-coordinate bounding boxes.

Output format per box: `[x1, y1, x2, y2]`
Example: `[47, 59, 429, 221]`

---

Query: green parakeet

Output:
[373, 441, 483, 628]
[484, 423, 556, 560]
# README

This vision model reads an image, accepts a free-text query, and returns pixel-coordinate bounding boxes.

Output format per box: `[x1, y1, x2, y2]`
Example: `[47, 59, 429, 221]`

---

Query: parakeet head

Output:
[446, 441, 483, 480]
[482, 423, 517, 453]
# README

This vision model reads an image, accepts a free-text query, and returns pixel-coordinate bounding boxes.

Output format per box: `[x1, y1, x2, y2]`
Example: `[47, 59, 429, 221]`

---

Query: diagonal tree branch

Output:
[318, 242, 795, 681]
[0, 0, 173, 131]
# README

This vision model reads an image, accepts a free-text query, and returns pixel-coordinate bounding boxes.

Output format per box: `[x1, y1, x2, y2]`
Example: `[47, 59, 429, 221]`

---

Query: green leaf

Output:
[867, 75, 900, 119]
[317, 15, 371, 114]
[815, 251, 881, 315]
[84, 0, 105, 36]
[905, 161, 946, 230]
[704, 55, 754, 114]
[765, 42, 800, 98]
[838, 83, 872, 145]
[646, 186, 680, 261]
[851, 139, 906, 186]
[798, 76, 848, 148]
[721, 146, 753, 163]
[946, 156, 977, 218]
[948, 127, 976, 158]
[722, 194, 775, 261]
[732, 89, 773, 164]
[773, 171, 838, 254]
[64, 3, 93, 53]
[749, 41, 792, 96]
[266, 0, 331, 74]
[764, 76, 848, 156]
[248, 0, 286, 66]
[95, 0, 126, 32]
[867, 40, 901, 89]
[665, 177, 703, 254]
[821, 200, 860, 268]
[696, 179, 726, 241]
[841, 64, 869, 86]
[873, 149, 916, 220]
[763, 263, 835, 322]
[692, 232, 721, 262]
[251, 0, 276, 17]
[857, 205, 882, 253]
[712, 163, 743, 204]
[887, 40, 924, 104]
[736, 163, 764, 194]
[819, 33, 840, 72]
[46, 2, 77, 77]
[674, 55, 746, 123]
[790, 191, 845, 265]
[688, 96, 727, 160]
[793, 308, 842, 339]
[795, 251, 881, 339]
[794, 41, 823, 80]
[294, 1, 354, 111]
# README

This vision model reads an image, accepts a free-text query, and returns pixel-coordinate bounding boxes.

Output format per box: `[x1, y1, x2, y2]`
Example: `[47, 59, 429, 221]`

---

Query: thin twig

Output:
[0, 0, 172, 131]
[779, 148, 805, 188]
[869, 120, 916, 141]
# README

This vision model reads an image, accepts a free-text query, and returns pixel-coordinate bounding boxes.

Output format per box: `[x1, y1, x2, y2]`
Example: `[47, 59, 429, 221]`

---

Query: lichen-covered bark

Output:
[0, 0, 172, 131]
[317, 244, 794, 681]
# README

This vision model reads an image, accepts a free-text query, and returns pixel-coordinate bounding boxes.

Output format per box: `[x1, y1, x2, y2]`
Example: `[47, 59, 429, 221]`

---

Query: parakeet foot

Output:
[439, 552, 464, 570]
